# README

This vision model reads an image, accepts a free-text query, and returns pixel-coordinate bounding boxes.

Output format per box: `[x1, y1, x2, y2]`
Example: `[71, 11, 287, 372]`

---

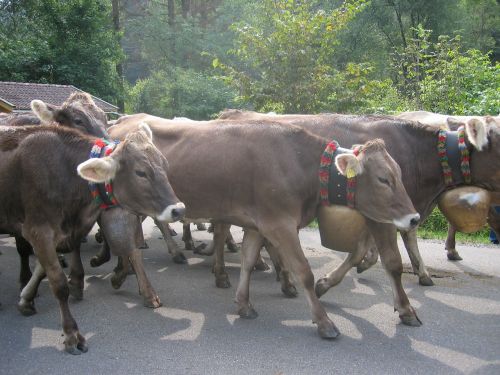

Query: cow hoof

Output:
[215, 275, 231, 288]
[356, 262, 370, 274]
[143, 295, 162, 309]
[226, 241, 239, 253]
[64, 333, 88, 355]
[400, 311, 422, 327]
[195, 244, 213, 256]
[281, 284, 298, 298]
[314, 279, 330, 298]
[317, 321, 340, 339]
[90, 254, 110, 268]
[17, 299, 37, 316]
[196, 223, 207, 231]
[139, 241, 149, 250]
[418, 275, 434, 286]
[68, 283, 83, 300]
[254, 260, 270, 271]
[238, 306, 258, 319]
[447, 251, 462, 261]
[110, 273, 126, 290]
[172, 252, 187, 264]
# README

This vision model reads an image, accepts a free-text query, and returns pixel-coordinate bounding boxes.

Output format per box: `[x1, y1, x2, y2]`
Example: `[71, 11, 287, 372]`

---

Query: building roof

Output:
[0, 81, 118, 113]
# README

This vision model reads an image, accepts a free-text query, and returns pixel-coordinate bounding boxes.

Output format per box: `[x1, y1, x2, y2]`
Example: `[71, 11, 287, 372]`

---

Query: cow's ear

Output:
[465, 118, 488, 151]
[138, 122, 153, 141]
[446, 117, 463, 130]
[77, 157, 118, 183]
[335, 154, 363, 177]
[31, 100, 57, 123]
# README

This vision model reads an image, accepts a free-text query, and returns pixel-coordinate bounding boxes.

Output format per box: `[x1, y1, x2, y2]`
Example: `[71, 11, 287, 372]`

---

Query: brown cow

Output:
[1, 93, 110, 288]
[398, 111, 500, 262]
[217, 110, 500, 291]
[0, 123, 184, 354]
[107, 115, 420, 339]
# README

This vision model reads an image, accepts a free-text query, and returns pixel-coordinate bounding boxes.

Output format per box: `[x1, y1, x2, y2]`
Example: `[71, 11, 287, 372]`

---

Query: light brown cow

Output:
[0, 123, 184, 354]
[217, 110, 500, 292]
[108, 115, 420, 339]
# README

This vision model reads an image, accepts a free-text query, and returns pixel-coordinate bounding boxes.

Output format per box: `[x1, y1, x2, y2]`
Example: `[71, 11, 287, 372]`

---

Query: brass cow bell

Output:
[317, 205, 368, 252]
[438, 186, 491, 233]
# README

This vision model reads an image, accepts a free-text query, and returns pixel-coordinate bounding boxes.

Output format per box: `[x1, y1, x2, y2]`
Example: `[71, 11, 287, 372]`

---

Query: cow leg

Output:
[182, 223, 195, 250]
[225, 231, 239, 253]
[356, 246, 379, 274]
[368, 222, 422, 326]
[129, 249, 162, 308]
[154, 219, 187, 264]
[445, 224, 462, 261]
[400, 229, 433, 286]
[18, 260, 45, 316]
[235, 229, 264, 319]
[213, 223, 231, 288]
[100, 208, 161, 307]
[23, 225, 87, 354]
[264, 242, 298, 297]
[262, 225, 339, 339]
[67, 245, 85, 300]
[253, 252, 270, 271]
[15, 235, 33, 289]
[315, 232, 372, 298]
[90, 240, 111, 267]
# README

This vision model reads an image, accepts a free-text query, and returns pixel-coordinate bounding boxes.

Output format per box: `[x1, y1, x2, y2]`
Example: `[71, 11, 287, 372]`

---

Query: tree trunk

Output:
[112, 0, 125, 113]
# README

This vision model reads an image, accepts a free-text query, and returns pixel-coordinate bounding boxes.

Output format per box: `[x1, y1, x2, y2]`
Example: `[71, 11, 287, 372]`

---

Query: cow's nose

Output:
[157, 202, 186, 222]
[171, 205, 186, 221]
[410, 213, 421, 228]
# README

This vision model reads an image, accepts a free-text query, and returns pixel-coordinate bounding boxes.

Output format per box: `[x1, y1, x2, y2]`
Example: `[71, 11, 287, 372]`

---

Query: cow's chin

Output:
[392, 213, 421, 231]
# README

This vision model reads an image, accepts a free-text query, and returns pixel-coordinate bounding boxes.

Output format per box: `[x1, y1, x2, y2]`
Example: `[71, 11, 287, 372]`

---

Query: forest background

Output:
[1, 0, 499, 241]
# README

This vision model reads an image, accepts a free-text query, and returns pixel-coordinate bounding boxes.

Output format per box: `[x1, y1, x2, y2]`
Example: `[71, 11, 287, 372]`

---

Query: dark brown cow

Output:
[1, 93, 109, 289]
[398, 111, 500, 262]
[218, 110, 500, 290]
[0, 123, 184, 354]
[107, 115, 420, 339]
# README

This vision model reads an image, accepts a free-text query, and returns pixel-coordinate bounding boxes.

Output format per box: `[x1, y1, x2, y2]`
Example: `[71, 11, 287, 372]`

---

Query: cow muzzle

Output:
[157, 202, 186, 222]
[392, 213, 420, 231]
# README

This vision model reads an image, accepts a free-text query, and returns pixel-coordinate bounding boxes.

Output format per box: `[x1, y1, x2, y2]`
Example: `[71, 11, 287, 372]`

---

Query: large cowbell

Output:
[317, 146, 368, 252]
[438, 186, 491, 233]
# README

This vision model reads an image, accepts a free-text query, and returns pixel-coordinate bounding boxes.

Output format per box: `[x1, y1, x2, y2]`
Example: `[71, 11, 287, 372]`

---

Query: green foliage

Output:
[391, 25, 500, 115]
[215, 0, 370, 113]
[127, 69, 236, 120]
[418, 207, 490, 244]
[0, 0, 123, 103]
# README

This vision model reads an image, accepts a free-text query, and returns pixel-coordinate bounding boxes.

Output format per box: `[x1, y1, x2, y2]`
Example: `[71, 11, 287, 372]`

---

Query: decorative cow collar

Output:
[437, 126, 471, 187]
[319, 141, 358, 208]
[89, 138, 120, 209]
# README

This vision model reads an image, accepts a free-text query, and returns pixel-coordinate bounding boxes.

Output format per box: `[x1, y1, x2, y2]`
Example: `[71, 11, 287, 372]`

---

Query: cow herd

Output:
[0, 93, 499, 354]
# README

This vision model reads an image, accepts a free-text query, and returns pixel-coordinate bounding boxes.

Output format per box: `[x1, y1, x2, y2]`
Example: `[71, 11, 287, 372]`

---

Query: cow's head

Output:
[77, 123, 185, 222]
[335, 139, 420, 230]
[452, 116, 500, 191]
[31, 92, 108, 139]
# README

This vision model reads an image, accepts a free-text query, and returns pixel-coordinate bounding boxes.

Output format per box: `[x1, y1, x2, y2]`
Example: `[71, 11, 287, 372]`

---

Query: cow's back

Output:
[109, 116, 325, 228]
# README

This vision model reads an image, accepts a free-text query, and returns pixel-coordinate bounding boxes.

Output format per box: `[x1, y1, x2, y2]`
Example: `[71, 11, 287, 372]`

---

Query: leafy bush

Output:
[126, 69, 236, 120]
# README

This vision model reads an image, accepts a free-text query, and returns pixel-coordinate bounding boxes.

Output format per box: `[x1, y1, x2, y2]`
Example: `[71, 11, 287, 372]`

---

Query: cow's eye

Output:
[135, 170, 147, 178]
[378, 177, 390, 185]
[74, 118, 83, 125]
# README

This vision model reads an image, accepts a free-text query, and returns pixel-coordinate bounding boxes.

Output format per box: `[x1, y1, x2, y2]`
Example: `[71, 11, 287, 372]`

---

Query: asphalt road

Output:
[0, 219, 499, 375]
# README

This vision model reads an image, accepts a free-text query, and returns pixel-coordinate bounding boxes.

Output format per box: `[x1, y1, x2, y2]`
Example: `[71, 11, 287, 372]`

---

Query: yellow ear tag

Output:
[346, 167, 356, 179]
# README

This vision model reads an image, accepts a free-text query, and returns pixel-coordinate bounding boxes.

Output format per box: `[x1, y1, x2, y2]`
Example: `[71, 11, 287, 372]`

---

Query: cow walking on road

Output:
[107, 116, 420, 339]
[0, 123, 184, 354]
